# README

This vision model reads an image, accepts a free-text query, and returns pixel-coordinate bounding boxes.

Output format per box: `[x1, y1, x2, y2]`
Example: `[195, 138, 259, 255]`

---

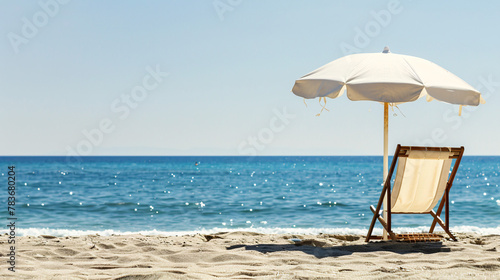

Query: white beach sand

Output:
[3, 232, 499, 279]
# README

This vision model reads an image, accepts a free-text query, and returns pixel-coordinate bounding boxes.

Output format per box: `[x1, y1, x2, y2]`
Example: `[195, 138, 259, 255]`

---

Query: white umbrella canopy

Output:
[291, 47, 483, 239]
[292, 47, 483, 106]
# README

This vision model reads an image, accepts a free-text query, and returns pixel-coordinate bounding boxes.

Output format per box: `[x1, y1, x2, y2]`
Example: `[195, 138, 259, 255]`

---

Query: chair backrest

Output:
[390, 147, 461, 213]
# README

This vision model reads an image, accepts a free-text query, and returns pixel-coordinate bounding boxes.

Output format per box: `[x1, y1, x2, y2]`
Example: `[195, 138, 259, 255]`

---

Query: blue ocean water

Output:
[0, 156, 499, 236]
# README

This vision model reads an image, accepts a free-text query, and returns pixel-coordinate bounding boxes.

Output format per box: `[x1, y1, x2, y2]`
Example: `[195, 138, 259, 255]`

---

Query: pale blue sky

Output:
[1, 0, 499, 156]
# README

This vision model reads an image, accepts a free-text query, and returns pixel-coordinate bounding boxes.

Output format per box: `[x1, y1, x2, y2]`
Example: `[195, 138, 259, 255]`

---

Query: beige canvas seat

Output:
[366, 145, 465, 242]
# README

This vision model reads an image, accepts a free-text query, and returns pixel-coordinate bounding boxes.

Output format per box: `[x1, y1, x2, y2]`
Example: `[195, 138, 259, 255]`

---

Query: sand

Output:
[2, 232, 499, 279]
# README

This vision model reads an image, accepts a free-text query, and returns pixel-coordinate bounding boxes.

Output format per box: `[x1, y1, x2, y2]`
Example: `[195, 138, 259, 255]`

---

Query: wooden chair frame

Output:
[365, 144, 465, 242]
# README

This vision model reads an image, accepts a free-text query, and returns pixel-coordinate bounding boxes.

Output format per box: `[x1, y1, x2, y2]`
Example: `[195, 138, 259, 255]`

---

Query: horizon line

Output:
[0, 154, 498, 157]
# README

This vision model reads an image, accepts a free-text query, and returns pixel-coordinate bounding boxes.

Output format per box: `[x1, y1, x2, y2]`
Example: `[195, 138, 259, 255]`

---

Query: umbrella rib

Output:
[401, 56, 425, 87]
[344, 55, 372, 84]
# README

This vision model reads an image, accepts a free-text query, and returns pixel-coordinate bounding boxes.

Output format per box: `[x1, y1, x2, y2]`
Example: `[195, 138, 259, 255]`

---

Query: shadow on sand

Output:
[227, 240, 450, 258]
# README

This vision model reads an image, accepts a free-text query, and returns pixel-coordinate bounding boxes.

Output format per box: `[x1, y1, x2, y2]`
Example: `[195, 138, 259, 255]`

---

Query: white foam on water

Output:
[2, 225, 500, 237]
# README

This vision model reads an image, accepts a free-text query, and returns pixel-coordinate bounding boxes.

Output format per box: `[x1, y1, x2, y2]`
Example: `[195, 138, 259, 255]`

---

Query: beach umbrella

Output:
[291, 47, 483, 239]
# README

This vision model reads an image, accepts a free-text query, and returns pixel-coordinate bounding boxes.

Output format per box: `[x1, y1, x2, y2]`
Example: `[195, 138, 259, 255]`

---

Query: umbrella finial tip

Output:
[382, 46, 390, 53]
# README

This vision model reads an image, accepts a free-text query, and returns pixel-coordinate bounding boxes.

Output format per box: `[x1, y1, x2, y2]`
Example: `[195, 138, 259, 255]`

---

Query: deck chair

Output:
[366, 145, 464, 242]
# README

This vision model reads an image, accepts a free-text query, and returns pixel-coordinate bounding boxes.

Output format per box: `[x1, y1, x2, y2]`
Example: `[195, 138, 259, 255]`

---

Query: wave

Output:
[3, 225, 499, 237]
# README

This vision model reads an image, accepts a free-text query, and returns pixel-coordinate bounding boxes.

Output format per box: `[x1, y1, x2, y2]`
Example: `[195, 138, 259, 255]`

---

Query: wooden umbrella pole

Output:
[383, 102, 389, 240]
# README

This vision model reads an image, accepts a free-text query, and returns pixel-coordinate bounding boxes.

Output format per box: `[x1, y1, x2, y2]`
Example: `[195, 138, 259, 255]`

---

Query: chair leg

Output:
[365, 205, 380, 242]
[430, 196, 446, 232]
[445, 188, 450, 230]
[430, 211, 457, 241]
[366, 183, 397, 242]
[430, 183, 451, 232]
[366, 205, 397, 241]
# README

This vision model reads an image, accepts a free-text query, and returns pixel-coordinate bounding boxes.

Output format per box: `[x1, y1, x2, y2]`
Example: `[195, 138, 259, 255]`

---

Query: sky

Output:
[1, 0, 499, 156]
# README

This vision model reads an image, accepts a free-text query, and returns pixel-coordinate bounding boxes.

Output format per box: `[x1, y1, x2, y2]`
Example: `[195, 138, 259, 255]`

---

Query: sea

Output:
[1, 156, 499, 237]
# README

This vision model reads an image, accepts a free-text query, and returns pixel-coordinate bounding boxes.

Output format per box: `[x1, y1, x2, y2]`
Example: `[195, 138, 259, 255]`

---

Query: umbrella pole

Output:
[383, 102, 389, 240]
